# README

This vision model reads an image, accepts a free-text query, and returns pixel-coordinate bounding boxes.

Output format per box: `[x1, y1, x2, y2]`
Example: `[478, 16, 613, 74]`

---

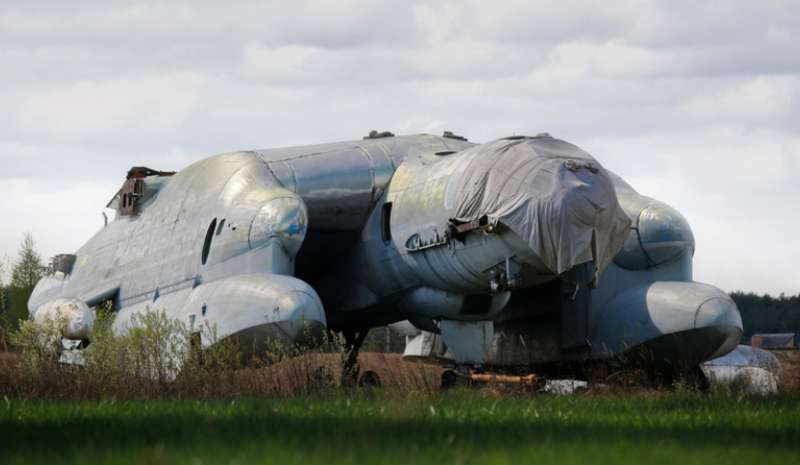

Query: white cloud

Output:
[17, 73, 207, 140]
[591, 41, 679, 79]
[243, 43, 320, 78]
[1, 0, 799, 296]
[413, 3, 465, 43]
[0, 1, 416, 48]
[467, 0, 635, 44]
[585, 125, 800, 295]
[681, 76, 798, 122]
[0, 178, 117, 274]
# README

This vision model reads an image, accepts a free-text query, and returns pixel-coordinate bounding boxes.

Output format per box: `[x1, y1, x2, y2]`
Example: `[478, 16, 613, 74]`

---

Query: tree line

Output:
[728, 291, 800, 344]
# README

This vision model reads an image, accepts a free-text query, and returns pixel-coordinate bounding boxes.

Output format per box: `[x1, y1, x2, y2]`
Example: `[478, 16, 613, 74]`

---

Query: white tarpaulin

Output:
[453, 136, 631, 285]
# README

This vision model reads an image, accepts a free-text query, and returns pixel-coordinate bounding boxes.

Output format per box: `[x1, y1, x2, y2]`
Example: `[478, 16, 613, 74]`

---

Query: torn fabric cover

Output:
[452, 136, 631, 287]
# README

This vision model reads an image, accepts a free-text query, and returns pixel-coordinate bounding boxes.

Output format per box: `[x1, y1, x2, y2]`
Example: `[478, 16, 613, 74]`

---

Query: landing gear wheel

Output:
[441, 370, 458, 389]
[358, 370, 381, 388]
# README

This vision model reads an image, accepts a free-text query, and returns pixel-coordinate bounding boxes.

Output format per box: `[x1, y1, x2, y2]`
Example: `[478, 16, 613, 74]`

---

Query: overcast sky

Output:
[1, 0, 798, 295]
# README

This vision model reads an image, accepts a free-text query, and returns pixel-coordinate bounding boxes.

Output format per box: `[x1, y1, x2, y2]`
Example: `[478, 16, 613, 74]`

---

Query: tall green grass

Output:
[1, 392, 798, 465]
[2, 307, 799, 464]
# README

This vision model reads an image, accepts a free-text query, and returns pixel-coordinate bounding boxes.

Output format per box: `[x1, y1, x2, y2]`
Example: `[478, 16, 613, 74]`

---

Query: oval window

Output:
[201, 218, 217, 265]
[381, 203, 392, 244]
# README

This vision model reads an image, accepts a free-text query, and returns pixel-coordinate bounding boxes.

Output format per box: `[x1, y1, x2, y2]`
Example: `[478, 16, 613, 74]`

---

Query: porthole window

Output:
[201, 219, 217, 265]
[381, 203, 392, 245]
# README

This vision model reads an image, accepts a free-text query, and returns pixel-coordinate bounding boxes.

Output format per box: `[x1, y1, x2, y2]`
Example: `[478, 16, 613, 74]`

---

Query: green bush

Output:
[8, 312, 67, 373]
[0, 306, 440, 399]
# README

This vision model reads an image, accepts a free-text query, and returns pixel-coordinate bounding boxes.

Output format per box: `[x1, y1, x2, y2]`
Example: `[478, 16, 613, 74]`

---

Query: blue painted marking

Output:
[285, 223, 305, 236]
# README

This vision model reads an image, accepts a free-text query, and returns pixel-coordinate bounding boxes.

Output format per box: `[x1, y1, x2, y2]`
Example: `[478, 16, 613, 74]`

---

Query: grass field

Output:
[1, 392, 798, 465]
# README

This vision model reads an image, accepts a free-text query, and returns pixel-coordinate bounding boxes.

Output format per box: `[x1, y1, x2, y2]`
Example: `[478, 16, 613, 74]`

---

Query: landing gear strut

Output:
[341, 329, 368, 387]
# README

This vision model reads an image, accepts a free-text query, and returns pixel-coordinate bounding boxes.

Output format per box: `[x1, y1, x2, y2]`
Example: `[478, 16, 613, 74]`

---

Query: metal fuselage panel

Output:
[29, 135, 474, 337]
[266, 135, 476, 294]
[312, 141, 575, 329]
[254, 135, 474, 231]
[31, 151, 294, 311]
[29, 132, 738, 374]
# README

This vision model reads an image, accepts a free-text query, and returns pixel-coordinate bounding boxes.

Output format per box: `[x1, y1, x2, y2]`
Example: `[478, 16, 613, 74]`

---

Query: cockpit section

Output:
[106, 166, 175, 217]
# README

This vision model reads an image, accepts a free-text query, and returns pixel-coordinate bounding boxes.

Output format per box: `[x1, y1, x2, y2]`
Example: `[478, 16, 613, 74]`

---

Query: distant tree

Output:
[11, 233, 44, 291]
[5, 232, 44, 327]
[729, 291, 800, 343]
[0, 259, 7, 338]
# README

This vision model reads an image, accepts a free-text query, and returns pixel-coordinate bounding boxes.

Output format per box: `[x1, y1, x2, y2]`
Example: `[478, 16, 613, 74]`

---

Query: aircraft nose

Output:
[695, 296, 743, 360]
[614, 201, 695, 270]
[638, 203, 695, 263]
[249, 193, 308, 257]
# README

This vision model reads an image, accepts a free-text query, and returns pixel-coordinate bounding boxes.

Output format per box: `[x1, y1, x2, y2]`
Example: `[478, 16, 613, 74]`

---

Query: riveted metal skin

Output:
[29, 133, 741, 376]
[29, 135, 478, 351]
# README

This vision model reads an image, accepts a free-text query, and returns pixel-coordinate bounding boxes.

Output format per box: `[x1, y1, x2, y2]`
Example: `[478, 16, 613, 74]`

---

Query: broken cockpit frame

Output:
[107, 167, 176, 216]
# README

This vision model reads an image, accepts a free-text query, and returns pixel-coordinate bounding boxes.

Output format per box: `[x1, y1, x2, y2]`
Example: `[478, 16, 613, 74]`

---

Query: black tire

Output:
[358, 370, 381, 388]
[441, 370, 458, 389]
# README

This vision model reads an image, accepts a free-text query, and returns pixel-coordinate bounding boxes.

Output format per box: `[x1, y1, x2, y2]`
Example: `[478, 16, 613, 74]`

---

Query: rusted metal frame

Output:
[447, 216, 490, 238]
[126, 166, 175, 179]
[363, 130, 395, 139]
[442, 131, 468, 141]
[457, 372, 547, 388]
[407, 216, 492, 253]
[404, 235, 449, 253]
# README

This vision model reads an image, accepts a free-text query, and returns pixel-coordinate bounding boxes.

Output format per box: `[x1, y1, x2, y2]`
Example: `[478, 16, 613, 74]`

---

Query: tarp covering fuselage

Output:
[452, 137, 632, 284]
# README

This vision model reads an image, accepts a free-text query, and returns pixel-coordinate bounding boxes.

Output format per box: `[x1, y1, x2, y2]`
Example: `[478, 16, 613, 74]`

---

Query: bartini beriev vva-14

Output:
[29, 131, 743, 383]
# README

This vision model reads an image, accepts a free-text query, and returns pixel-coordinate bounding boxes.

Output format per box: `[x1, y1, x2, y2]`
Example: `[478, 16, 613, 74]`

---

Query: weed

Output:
[1, 306, 795, 400]
[0, 306, 443, 399]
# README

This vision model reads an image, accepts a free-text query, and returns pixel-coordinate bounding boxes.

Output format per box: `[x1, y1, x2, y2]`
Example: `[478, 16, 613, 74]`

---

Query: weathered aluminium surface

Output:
[28, 132, 742, 377]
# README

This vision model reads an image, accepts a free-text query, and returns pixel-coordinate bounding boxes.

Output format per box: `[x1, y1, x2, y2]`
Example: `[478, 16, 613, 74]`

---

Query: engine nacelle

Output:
[34, 297, 94, 340]
[386, 136, 631, 295]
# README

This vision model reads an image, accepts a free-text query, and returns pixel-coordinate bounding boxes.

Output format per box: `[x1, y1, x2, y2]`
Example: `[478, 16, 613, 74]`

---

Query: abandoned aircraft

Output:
[28, 131, 743, 383]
